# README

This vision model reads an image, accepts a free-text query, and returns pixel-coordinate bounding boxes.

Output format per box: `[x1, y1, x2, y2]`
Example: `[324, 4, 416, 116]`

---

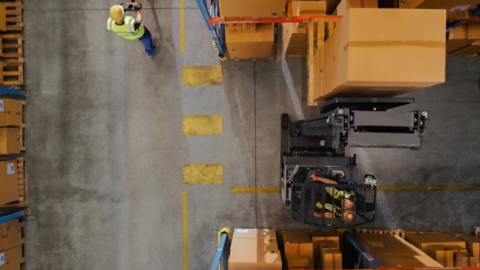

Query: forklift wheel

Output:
[281, 114, 289, 130]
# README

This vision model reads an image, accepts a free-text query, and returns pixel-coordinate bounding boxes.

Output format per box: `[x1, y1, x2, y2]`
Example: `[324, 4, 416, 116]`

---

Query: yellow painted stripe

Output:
[182, 66, 222, 87]
[183, 164, 223, 184]
[377, 185, 480, 192]
[180, 0, 185, 54]
[232, 185, 480, 193]
[183, 114, 222, 136]
[183, 191, 188, 270]
[232, 187, 280, 193]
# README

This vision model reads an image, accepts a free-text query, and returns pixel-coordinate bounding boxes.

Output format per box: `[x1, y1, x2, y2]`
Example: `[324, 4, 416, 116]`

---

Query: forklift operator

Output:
[108, 4, 156, 57]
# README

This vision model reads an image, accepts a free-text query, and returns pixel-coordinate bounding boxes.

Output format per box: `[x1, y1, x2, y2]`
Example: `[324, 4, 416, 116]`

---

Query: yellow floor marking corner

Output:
[180, 0, 185, 54]
[183, 114, 222, 136]
[182, 66, 222, 87]
[183, 164, 223, 184]
[182, 191, 188, 270]
[232, 187, 280, 193]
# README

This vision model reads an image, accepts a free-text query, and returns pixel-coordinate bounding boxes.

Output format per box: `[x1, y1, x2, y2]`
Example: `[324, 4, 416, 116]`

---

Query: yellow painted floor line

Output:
[182, 191, 188, 270]
[232, 187, 280, 193]
[180, 0, 185, 54]
[182, 66, 222, 87]
[183, 114, 222, 136]
[183, 164, 223, 184]
[232, 185, 480, 193]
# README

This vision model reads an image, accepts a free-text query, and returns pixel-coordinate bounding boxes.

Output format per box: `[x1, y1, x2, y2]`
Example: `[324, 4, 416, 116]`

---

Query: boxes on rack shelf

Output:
[335, 0, 378, 15]
[0, 99, 22, 127]
[226, 24, 275, 60]
[282, 231, 314, 269]
[315, 8, 446, 100]
[220, 0, 287, 19]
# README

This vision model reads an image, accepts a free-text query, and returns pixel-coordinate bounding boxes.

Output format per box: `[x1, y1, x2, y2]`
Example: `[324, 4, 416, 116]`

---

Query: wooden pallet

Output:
[0, 156, 27, 208]
[356, 228, 406, 239]
[0, 34, 23, 59]
[0, 0, 23, 32]
[0, 58, 23, 85]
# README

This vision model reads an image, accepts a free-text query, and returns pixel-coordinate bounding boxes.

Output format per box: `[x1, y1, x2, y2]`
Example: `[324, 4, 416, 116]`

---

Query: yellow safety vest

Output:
[107, 16, 145, 40]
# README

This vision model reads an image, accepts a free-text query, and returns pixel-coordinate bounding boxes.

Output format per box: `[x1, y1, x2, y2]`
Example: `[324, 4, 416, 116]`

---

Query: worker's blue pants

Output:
[139, 27, 155, 57]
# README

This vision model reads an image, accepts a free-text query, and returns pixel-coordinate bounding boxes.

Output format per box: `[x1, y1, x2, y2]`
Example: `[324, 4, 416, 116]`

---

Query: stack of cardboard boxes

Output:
[310, 230, 342, 269]
[228, 229, 282, 270]
[407, 231, 480, 267]
[0, 98, 23, 207]
[221, 0, 285, 60]
[283, 231, 314, 269]
[0, 219, 23, 270]
[356, 232, 444, 267]
[312, 2, 446, 100]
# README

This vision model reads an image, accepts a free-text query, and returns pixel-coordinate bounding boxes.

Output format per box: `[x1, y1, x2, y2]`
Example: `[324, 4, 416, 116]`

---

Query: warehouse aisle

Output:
[24, 1, 480, 270]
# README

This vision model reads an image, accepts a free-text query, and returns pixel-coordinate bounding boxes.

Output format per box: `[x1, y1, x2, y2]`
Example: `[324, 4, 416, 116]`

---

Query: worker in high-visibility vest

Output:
[108, 4, 156, 57]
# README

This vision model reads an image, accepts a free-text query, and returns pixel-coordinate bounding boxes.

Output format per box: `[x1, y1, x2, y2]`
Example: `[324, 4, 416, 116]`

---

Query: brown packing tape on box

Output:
[344, 40, 445, 51]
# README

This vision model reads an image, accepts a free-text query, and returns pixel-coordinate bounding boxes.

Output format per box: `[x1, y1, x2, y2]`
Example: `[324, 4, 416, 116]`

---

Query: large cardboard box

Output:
[0, 100, 22, 127]
[233, 229, 276, 239]
[220, 0, 287, 19]
[407, 232, 466, 250]
[0, 160, 19, 205]
[0, 128, 21, 155]
[447, 22, 480, 53]
[316, 8, 446, 100]
[226, 24, 274, 60]
[229, 237, 282, 270]
[282, 231, 314, 268]
[356, 233, 443, 267]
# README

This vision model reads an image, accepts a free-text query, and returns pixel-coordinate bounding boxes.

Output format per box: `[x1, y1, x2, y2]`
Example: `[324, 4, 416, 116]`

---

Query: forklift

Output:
[280, 97, 428, 228]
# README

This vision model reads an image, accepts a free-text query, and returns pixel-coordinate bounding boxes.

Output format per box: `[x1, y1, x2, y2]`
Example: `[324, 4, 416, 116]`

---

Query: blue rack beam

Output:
[0, 211, 24, 224]
[196, 0, 226, 57]
[0, 87, 24, 97]
[210, 232, 228, 270]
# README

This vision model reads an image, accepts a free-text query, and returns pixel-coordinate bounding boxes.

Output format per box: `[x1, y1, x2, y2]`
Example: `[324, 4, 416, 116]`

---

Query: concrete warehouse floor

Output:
[24, 1, 480, 269]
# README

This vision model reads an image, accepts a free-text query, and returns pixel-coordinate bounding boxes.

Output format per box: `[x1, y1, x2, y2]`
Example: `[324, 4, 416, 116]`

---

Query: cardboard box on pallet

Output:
[310, 230, 340, 269]
[1, 244, 22, 270]
[226, 24, 274, 60]
[454, 251, 478, 267]
[229, 237, 282, 270]
[447, 21, 480, 53]
[220, 0, 287, 19]
[450, 231, 480, 262]
[0, 160, 19, 205]
[316, 8, 446, 101]
[282, 231, 314, 269]
[0, 99, 22, 127]
[0, 128, 21, 155]
[286, 255, 309, 269]
[399, 0, 480, 19]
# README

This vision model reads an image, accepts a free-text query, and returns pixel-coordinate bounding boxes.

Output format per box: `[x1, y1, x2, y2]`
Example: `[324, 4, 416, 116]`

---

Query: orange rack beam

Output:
[208, 15, 343, 26]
